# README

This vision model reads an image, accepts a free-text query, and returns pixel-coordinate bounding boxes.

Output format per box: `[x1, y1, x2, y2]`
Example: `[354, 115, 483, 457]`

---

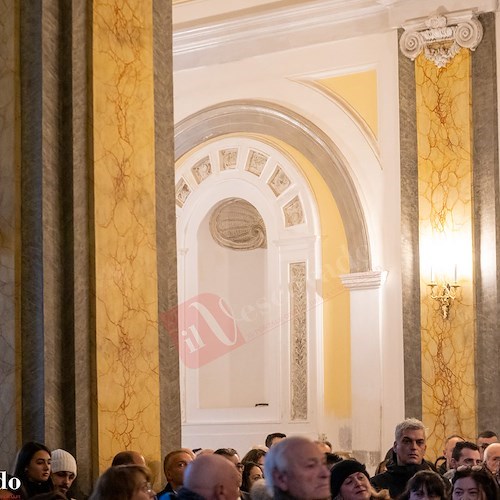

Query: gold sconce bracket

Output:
[428, 282, 460, 319]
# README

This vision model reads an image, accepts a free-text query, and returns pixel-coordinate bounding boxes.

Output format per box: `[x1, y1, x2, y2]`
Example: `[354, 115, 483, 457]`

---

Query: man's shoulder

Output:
[176, 487, 206, 500]
[371, 462, 432, 486]
[157, 483, 175, 499]
[370, 471, 391, 488]
[157, 492, 175, 500]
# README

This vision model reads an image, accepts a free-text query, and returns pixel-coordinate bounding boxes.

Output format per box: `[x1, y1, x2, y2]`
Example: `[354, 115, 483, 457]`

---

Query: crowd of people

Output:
[1, 421, 499, 500]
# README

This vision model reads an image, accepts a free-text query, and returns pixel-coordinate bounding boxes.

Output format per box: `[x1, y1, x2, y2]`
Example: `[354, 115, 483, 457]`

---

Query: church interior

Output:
[1, 0, 499, 495]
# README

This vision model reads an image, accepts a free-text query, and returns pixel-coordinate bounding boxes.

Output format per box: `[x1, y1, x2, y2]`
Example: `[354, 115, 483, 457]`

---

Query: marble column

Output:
[92, 0, 178, 480]
[398, 28, 422, 422]
[471, 13, 500, 436]
[416, 46, 476, 459]
[399, 11, 496, 458]
[0, 0, 18, 472]
[0, 0, 178, 493]
[153, 0, 182, 458]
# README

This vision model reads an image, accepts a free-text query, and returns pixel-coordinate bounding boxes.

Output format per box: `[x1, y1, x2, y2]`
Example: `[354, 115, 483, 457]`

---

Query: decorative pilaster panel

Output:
[416, 49, 476, 459]
[92, 0, 161, 471]
[290, 262, 307, 421]
[0, 0, 19, 470]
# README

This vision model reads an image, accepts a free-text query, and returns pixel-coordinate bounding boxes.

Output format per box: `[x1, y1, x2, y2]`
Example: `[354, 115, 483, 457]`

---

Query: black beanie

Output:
[330, 460, 370, 498]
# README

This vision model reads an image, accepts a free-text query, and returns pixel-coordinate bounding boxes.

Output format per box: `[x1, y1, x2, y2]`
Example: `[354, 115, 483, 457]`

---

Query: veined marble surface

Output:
[0, 0, 18, 472]
[93, 0, 162, 472]
[416, 49, 476, 459]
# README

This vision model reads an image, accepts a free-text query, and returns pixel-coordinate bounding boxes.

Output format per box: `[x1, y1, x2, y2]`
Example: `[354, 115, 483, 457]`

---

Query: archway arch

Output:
[175, 100, 371, 273]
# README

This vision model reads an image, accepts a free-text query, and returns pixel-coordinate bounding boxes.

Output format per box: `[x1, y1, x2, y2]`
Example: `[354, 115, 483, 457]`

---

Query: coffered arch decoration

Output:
[175, 100, 371, 272]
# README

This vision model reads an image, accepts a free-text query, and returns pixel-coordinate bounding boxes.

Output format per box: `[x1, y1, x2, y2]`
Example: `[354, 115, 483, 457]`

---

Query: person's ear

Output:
[273, 469, 288, 491]
[450, 457, 457, 469]
[213, 483, 225, 499]
[393, 441, 397, 453]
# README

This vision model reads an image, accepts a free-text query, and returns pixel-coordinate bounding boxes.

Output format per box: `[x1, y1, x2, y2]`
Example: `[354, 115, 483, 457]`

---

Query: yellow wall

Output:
[92, 0, 162, 472]
[316, 71, 378, 138]
[416, 49, 476, 459]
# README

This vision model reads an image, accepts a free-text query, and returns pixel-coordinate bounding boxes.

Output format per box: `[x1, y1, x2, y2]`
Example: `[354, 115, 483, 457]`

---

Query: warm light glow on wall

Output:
[420, 230, 473, 285]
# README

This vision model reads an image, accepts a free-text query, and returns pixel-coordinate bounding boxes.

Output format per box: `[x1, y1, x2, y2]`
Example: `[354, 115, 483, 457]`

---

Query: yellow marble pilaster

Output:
[92, 0, 161, 471]
[416, 49, 476, 460]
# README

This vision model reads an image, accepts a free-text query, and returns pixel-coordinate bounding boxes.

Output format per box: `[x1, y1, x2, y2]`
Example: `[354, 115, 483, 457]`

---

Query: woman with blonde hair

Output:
[89, 464, 156, 500]
[330, 460, 390, 500]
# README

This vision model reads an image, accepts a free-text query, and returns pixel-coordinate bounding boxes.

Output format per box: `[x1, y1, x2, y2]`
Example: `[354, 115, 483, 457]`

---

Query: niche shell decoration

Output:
[209, 198, 267, 250]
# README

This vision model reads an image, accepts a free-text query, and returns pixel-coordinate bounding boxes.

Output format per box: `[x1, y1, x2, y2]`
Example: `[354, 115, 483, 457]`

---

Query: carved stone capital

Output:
[400, 11, 483, 68]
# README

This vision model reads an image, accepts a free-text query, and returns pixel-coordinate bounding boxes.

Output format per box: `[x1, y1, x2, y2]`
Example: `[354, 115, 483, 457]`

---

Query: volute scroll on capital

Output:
[399, 11, 483, 68]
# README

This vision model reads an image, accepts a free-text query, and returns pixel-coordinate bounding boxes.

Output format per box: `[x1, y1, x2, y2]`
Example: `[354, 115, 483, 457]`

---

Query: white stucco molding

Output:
[399, 10, 483, 68]
[339, 270, 388, 290]
[340, 269, 387, 465]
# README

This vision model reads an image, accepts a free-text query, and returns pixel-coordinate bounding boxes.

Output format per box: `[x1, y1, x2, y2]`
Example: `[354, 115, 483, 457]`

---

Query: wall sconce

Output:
[427, 266, 460, 319]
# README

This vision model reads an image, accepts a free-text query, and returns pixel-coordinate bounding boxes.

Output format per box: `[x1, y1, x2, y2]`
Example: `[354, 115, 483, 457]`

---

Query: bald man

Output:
[484, 442, 500, 480]
[111, 450, 146, 466]
[177, 454, 241, 500]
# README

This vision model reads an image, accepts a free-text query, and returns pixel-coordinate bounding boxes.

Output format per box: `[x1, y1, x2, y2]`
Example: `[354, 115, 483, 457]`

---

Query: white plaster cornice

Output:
[173, 0, 498, 70]
[339, 270, 388, 290]
[173, 0, 391, 69]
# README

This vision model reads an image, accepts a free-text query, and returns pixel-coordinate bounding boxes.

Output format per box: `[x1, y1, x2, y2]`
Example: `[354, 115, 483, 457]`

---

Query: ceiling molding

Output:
[173, 0, 498, 70]
[173, 0, 391, 69]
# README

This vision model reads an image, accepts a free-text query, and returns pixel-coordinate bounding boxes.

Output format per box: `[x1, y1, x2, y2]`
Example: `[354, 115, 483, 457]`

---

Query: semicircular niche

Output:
[175, 135, 321, 447]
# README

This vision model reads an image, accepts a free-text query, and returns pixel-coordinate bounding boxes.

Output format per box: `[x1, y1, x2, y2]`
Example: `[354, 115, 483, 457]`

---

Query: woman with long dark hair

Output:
[14, 442, 53, 498]
[240, 462, 263, 494]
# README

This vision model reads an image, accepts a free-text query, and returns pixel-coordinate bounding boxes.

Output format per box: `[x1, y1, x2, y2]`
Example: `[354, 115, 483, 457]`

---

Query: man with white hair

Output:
[371, 418, 434, 498]
[264, 436, 330, 500]
[484, 442, 500, 484]
[51, 449, 77, 498]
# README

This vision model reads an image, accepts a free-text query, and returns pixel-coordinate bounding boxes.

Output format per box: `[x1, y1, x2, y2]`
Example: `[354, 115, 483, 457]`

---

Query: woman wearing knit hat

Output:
[330, 460, 390, 500]
[50, 449, 77, 499]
